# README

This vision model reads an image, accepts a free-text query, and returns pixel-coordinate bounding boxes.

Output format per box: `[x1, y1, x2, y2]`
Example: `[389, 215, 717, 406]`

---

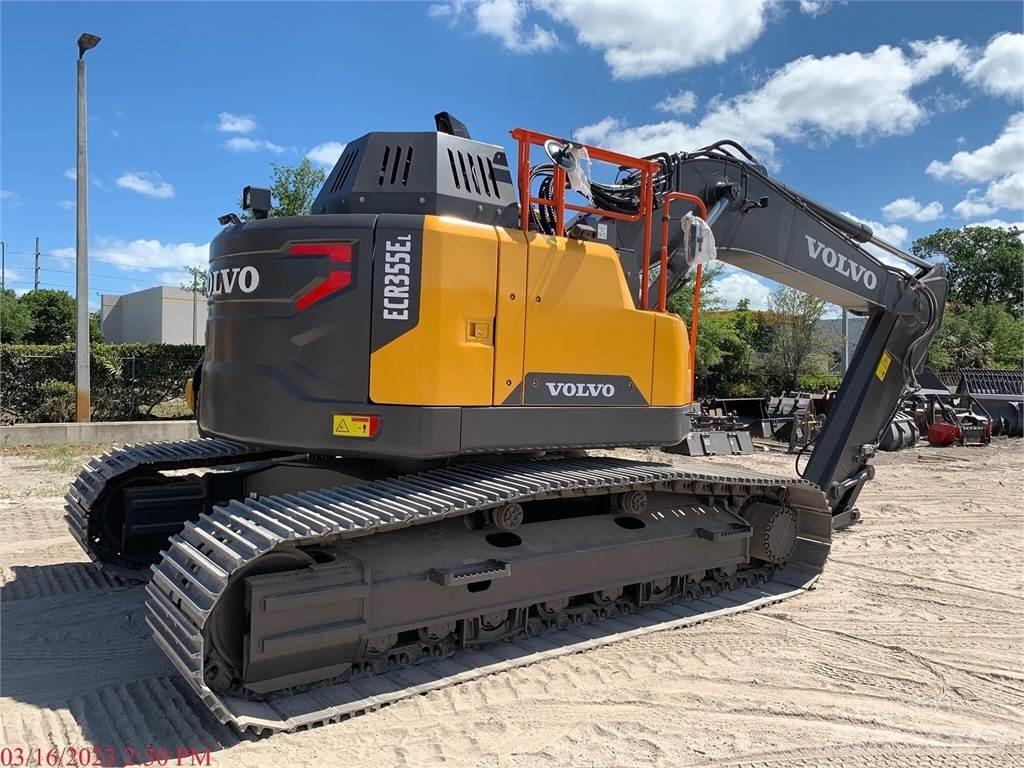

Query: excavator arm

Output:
[603, 146, 948, 526]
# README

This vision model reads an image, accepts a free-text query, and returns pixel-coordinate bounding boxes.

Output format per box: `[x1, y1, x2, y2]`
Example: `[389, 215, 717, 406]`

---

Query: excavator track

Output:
[65, 438, 281, 578]
[145, 455, 831, 734]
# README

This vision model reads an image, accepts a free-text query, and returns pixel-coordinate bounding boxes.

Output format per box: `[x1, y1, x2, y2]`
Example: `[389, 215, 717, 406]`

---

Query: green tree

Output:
[19, 289, 75, 344]
[667, 263, 749, 373]
[181, 265, 208, 297]
[912, 226, 1024, 316]
[1, 288, 33, 342]
[90, 309, 104, 343]
[927, 302, 1024, 370]
[240, 158, 326, 219]
[763, 286, 829, 390]
[732, 298, 774, 354]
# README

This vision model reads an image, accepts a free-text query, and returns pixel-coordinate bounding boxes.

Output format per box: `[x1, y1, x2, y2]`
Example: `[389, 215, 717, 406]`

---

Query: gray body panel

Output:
[312, 131, 515, 225]
[201, 208, 689, 458]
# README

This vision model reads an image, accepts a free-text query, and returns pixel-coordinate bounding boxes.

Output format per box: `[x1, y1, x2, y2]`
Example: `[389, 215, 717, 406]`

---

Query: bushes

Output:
[1, 343, 202, 424]
[36, 381, 77, 422]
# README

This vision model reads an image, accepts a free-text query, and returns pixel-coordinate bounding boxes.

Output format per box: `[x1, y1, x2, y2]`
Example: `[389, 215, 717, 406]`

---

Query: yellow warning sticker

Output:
[875, 351, 893, 382]
[332, 414, 379, 438]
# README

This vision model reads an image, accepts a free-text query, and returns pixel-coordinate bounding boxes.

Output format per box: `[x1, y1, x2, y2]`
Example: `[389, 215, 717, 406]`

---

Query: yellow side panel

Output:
[523, 234, 655, 401]
[370, 216, 497, 405]
[651, 312, 691, 406]
[494, 228, 529, 405]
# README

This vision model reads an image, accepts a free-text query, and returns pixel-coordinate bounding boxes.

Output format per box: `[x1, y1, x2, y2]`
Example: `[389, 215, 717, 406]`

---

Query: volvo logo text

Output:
[208, 266, 260, 296]
[805, 235, 877, 291]
[545, 382, 616, 398]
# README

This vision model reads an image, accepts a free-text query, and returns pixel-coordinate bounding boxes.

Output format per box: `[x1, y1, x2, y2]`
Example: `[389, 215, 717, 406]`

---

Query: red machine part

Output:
[927, 422, 961, 446]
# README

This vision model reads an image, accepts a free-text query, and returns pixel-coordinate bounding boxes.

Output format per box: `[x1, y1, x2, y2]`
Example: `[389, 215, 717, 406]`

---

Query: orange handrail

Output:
[658, 193, 708, 388]
[510, 128, 661, 308]
[511, 130, 707, 401]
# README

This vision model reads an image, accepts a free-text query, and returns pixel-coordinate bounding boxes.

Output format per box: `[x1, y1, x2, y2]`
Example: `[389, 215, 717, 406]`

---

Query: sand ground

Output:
[1, 441, 1022, 767]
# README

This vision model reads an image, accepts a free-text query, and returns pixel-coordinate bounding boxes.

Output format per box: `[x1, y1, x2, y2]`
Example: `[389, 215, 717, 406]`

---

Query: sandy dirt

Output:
[1, 441, 1022, 767]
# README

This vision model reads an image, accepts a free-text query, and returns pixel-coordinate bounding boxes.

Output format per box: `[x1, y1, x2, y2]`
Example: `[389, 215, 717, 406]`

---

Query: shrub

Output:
[1, 343, 202, 424]
[34, 380, 76, 423]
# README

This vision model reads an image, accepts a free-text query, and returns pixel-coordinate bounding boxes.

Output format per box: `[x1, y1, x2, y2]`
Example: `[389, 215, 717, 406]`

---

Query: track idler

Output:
[742, 500, 799, 564]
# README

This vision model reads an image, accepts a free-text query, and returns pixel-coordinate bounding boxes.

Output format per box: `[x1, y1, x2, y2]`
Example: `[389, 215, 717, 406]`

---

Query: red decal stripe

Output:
[289, 242, 352, 262]
[289, 242, 353, 310]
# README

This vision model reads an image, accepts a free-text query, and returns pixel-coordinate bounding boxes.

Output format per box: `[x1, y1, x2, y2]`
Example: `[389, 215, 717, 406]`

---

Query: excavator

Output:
[65, 113, 947, 734]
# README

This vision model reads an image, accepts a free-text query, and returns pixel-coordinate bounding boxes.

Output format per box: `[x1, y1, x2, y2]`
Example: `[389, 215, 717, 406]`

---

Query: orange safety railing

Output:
[659, 192, 708, 381]
[510, 128, 662, 309]
[511, 129, 708, 400]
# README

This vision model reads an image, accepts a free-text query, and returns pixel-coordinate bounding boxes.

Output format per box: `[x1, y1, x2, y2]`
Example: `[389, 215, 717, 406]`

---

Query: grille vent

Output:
[330, 148, 360, 193]
[377, 145, 415, 186]
[446, 148, 499, 198]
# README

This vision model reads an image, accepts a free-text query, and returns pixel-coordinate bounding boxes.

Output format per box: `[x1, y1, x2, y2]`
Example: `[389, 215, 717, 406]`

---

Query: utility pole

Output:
[76, 32, 101, 422]
[1, 240, 5, 292]
[34, 237, 40, 290]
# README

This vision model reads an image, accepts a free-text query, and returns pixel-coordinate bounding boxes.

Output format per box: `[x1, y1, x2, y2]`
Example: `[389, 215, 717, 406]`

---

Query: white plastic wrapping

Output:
[564, 144, 593, 202]
[680, 211, 717, 267]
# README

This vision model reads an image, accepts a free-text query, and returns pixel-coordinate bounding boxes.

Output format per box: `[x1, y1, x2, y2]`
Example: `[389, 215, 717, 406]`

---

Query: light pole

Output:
[76, 32, 100, 422]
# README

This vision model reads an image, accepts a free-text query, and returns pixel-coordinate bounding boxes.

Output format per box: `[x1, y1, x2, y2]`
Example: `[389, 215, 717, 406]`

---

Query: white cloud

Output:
[925, 88, 969, 114]
[57, 200, 75, 210]
[475, 0, 558, 53]
[926, 112, 1024, 182]
[3, 266, 24, 284]
[64, 168, 76, 181]
[116, 171, 175, 199]
[963, 32, 1024, 100]
[932, 114, 1024, 219]
[53, 237, 209, 272]
[307, 141, 347, 167]
[224, 136, 285, 154]
[953, 189, 996, 219]
[714, 267, 773, 310]
[984, 170, 1024, 210]
[159, 270, 193, 286]
[881, 197, 943, 222]
[216, 112, 257, 133]
[798, 0, 832, 16]
[0, 189, 18, 202]
[535, 0, 771, 78]
[655, 90, 697, 115]
[431, 0, 773, 76]
[427, 3, 455, 17]
[576, 37, 967, 166]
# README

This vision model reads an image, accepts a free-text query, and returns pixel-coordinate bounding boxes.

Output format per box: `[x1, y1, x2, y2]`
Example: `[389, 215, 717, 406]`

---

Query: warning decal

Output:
[875, 351, 893, 382]
[332, 414, 380, 438]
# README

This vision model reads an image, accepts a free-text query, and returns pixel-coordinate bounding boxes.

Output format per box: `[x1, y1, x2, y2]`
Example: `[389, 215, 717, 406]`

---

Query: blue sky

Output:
[1, 1, 1021, 310]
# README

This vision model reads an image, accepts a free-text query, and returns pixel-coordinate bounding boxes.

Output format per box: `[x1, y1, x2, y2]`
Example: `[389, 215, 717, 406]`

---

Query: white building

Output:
[101, 286, 207, 345]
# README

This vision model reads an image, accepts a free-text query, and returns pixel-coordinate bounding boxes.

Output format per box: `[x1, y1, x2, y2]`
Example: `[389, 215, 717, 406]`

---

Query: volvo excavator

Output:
[65, 113, 947, 734]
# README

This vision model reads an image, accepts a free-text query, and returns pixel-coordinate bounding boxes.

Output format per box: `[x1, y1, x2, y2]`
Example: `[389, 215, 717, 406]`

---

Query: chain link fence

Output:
[1, 344, 202, 425]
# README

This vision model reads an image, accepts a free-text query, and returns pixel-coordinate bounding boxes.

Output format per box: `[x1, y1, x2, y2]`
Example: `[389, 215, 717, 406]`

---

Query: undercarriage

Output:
[66, 438, 830, 734]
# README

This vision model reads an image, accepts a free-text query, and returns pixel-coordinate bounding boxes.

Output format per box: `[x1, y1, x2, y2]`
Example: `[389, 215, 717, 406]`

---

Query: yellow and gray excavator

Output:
[66, 113, 946, 734]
